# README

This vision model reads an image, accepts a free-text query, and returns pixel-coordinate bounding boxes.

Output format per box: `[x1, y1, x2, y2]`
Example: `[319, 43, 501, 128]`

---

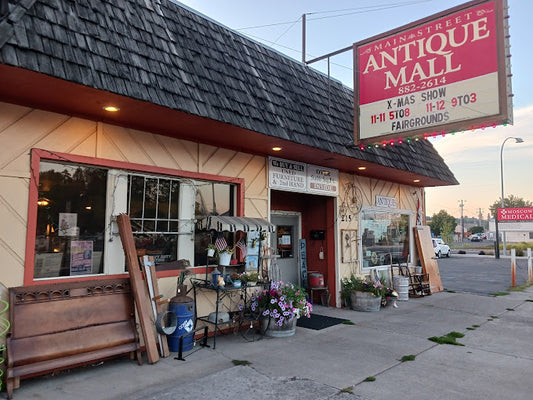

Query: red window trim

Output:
[25, 148, 245, 285]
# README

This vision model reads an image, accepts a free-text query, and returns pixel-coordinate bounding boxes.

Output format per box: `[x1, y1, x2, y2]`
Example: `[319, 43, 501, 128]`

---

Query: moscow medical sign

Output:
[354, 0, 512, 143]
[497, 208, 533, 221]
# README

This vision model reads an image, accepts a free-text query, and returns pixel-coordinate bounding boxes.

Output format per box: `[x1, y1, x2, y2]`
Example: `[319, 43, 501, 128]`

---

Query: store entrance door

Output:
[271, 212, 301, 285]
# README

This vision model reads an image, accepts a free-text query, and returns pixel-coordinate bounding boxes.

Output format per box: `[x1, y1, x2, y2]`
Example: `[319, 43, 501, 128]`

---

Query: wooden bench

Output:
[5, 278, 142, 399]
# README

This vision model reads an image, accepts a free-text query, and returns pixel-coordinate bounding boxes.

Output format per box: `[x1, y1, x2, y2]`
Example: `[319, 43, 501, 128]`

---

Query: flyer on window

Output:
[70, 240, 93, 275]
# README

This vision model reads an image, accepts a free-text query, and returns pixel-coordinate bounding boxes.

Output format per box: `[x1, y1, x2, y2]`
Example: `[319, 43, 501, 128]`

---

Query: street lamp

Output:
[497, 136, 524, 257]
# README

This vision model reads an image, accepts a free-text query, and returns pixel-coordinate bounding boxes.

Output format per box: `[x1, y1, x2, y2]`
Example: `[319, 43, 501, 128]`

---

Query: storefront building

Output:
[0, 0, 457, 312]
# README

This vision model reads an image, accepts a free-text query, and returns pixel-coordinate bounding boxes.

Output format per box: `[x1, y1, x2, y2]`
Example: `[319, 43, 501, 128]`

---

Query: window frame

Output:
[359, 206, 414, 273]
[25, 148, 244, 285]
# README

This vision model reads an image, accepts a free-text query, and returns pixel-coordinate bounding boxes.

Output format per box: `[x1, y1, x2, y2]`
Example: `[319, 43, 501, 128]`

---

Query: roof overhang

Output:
[0, 64, 454, 187]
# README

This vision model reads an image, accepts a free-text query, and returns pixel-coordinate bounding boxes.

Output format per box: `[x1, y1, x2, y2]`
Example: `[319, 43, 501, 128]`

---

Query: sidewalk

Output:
[6, 286, 533, 400]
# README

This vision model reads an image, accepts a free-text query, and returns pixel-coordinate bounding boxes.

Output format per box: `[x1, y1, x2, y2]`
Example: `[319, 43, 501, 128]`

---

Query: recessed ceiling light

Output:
[103, 106, 120, 112]
[272, 146, 282, 151]
[358, 166, 367, 171]
[413, 179, 421, 183]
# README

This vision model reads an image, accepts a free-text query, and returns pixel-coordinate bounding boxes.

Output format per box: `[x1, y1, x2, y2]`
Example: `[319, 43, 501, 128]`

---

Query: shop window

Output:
[193, 181, 235, 266]
[35, 161, 107, 278]
[360, 209, 411, 269]
[127, 174, 181, 268]
[33, 157, 236, 279]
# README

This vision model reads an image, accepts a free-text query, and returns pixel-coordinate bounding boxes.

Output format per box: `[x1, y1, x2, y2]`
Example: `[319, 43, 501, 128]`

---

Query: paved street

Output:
[438, 254, 531, 295]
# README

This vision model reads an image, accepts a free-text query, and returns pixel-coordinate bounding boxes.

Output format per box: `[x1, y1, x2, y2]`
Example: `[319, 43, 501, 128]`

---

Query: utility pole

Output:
[302, 13, 306, 63]
[459, 200, 465, 241]
[477, 208, 483, 227]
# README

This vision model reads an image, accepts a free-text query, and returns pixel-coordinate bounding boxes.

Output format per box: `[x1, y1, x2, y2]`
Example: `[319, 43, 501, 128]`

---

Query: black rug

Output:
[296, 313, 349, 330]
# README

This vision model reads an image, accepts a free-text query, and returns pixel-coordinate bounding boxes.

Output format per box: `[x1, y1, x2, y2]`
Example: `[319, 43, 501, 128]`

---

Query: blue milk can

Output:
[167, 286, 195, 352]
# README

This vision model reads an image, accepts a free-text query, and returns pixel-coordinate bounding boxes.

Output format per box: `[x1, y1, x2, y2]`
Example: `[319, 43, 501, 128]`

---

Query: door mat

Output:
[296, 314, 349, 330]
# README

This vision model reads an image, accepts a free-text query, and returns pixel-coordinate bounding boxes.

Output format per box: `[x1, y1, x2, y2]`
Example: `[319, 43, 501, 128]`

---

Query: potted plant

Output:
[242, 271, 259, 286]
[345, 274, 388, 312]
[340, 276, 358, 308]
[230, 272, 242, 288]
[217, 247, 234, 266]
[251, 281, 312, 337]
[206, 244, 216, 257]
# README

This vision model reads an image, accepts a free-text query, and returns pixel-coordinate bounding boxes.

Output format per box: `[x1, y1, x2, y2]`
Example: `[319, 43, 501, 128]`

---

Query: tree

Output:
[489, 195, 532, 218]
[429, 210, 457, 239]
[470, 226, 484, 234]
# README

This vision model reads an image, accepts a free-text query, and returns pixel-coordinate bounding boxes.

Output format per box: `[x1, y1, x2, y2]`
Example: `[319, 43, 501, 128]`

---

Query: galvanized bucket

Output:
[393, 276, 409, 301]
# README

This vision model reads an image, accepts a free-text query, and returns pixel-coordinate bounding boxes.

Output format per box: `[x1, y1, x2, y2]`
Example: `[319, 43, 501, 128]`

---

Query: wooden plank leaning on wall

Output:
[117, 214, 160, 364]
[414, 226, 443, 293]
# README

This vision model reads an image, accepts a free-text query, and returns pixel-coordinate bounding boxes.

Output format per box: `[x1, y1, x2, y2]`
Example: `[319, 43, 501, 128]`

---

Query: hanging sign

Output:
[376, 195, 398, 209]
[268, 157, 339, 196]
[308, 165, 339, 196]
[354, 0, 512, 143]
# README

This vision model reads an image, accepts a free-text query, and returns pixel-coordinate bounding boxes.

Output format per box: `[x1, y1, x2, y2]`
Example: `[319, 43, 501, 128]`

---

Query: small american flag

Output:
[236, 237, 247, 257]
[215, 234, 227, 252]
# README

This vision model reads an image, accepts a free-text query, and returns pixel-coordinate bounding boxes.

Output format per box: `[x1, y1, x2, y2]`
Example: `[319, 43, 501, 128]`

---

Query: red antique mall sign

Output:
[353, 0, 512, 143]
[497, 207, 533, 221]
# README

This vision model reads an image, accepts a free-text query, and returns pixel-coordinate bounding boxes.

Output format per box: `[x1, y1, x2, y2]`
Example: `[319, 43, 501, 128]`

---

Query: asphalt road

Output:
[437, 254, 531, 295]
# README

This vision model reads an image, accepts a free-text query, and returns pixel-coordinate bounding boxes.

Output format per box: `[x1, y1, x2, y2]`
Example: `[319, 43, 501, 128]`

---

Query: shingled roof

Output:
[0, 0, 458, 186]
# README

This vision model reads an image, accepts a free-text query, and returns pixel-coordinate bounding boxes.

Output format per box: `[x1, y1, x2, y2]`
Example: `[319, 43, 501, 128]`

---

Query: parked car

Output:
[469, 233, 483, 242]
[432, 238, 451, 258]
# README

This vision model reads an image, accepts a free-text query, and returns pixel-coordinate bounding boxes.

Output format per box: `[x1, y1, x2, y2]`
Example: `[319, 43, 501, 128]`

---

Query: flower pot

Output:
[232, 280, 242, 288]
[207, 248, 215, 257]
[350, 291, 381, 312]
[261, 316, 296, 338]
[218, 252, 232, 266]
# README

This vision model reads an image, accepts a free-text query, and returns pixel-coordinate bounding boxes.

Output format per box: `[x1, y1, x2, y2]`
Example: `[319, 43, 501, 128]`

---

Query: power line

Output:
[273, 17, 301, 44]
[235, 0, 432, 31]
[242, 32, 352, 71]
[307, 0, 433, 22]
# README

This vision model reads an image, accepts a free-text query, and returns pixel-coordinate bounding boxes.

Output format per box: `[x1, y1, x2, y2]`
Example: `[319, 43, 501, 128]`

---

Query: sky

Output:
[175, 0, 533, 220]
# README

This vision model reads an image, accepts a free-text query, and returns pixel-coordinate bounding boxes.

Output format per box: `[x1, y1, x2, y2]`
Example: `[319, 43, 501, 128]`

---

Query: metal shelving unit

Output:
[190, 278, 268, 349]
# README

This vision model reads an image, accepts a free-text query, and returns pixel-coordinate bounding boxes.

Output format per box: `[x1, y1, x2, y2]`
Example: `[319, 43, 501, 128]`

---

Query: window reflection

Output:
[35, 160, 236, 278]
[35, 162, 107, 278]
[361, 210, 410, 268]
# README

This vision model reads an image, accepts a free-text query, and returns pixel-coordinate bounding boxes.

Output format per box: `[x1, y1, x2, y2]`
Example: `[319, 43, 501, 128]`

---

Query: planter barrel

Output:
[350, 291, 382, 312]
[261, 316, 297, 337]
